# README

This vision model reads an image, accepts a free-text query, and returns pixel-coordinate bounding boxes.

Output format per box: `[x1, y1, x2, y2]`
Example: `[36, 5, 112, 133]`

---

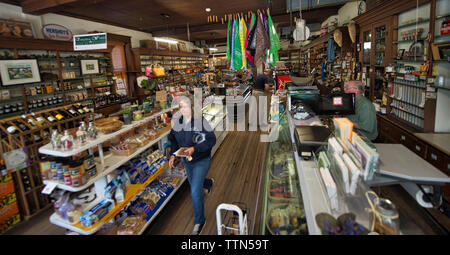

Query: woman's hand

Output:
[184, 146, 195, 156]
[169, 155, 176, 169]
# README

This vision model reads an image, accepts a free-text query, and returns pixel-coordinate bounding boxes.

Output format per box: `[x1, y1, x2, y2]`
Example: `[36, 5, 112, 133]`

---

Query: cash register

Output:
[293, 93, 355, 159]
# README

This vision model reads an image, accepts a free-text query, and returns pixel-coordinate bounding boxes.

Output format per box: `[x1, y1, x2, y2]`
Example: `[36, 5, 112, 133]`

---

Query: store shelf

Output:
[49, 163, 169, 235]
[393, 38, 427, 43]
[393, 59, 425, 63]
[436, 13, 450, 20]
[43, 132, 170, 193]
[434, 34, 450, 41]
[39, 105, 178, 157]
[0, 96, 24, 103]
[137, 176, 187, 235]
[394, 19, 430, 30]
[390, 106, 424, 119]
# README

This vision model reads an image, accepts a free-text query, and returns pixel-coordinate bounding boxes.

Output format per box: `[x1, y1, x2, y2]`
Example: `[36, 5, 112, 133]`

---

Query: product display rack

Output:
[38, 105, 179, 234]
[259, 121, 308, 235]
[49, 162, 170, 235]
[0, 104, 94, 221]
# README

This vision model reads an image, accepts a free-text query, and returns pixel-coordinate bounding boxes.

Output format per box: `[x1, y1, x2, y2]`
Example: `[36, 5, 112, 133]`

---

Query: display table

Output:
[374, 143, 450, 184]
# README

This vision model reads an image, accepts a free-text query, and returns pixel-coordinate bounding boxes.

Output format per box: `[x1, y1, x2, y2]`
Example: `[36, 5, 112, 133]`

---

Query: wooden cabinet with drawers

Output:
[377, 113, 450, 197]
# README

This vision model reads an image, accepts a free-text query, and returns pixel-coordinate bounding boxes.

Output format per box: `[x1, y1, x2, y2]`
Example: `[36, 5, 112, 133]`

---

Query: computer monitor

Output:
[316, 93, 355, 115]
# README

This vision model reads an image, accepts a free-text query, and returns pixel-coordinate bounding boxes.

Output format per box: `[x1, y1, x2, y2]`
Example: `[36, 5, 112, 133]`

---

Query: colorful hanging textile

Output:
[239, 17, 247, 69]
[230, 19, 236, 70]
[268, 12, 280, 67]
[226, 19, 231, 61]
[245, 13, 256, 66]
[254, 13, 270, 68]
[232, 19, 242, 70]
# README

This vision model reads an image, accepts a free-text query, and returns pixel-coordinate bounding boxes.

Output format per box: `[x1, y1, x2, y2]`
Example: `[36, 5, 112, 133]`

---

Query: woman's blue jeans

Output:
[183, 156, 213, 225]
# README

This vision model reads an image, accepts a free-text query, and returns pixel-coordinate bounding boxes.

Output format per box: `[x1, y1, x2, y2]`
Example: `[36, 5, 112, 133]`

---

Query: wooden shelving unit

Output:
[0, 105, 94, 221]
[0, 37, 132, 121]
[131, 48, 208, 102]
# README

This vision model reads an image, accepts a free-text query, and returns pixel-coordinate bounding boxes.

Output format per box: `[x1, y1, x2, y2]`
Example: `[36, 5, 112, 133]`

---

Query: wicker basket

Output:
[265, 203, 307, 235]
[96, 120, 124, 134]
[110, 143, 138, 156]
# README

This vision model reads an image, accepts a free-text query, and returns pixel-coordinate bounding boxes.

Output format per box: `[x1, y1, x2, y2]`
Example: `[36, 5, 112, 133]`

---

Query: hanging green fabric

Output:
[233, 19, 242, 70]
[268, 13, 280, 67]
[226, 19, 231, 61]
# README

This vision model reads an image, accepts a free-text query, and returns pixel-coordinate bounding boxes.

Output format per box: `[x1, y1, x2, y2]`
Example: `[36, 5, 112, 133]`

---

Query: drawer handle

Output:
[431, 153, 437, 161]
[401, 135, 406, 141]
[415, 145, 421, 151]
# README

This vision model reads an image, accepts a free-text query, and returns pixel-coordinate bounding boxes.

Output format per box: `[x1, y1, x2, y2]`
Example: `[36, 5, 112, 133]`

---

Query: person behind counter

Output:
[344, 80, 378, 141]
[253, 69, 273, 131]
[254, 69, 274, 93]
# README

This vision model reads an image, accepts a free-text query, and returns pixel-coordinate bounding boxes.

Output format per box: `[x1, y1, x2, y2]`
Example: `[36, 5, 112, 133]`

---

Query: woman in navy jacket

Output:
[168, 95, 216, 235]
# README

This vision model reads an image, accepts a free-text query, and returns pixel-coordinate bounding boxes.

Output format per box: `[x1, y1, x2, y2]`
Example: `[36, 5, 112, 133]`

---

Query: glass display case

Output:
[259, 122, 308, 235]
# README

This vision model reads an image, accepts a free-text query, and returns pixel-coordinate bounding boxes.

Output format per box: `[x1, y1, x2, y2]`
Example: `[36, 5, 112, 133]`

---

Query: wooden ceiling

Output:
[3, 0, 344, 44]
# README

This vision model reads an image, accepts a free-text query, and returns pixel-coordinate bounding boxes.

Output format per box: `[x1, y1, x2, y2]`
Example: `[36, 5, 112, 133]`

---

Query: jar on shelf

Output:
[366, 191, 400, 235]
[61, 130, 74, 151]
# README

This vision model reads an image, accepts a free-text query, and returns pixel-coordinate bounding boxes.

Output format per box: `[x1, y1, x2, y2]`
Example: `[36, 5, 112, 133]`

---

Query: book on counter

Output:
[332, 118, 353, 149]
[319, 167, 338, 211]
[333, 152, 350, 194]
[350, 132, 379, 181]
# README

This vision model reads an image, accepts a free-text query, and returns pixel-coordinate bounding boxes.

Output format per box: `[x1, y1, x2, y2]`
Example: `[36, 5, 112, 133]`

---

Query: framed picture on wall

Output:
[0, 18, 35, 38]
[0, 59, 41, 86]
[80, 59, 99, 75]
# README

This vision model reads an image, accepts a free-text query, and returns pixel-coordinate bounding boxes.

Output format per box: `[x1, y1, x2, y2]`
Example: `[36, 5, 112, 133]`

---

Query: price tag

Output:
[42, 182, 58, 195]
[333, 97, 343, 106]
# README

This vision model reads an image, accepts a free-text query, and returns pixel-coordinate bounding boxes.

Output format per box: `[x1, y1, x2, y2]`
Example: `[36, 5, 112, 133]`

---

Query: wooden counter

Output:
[414, 133, 450, 156]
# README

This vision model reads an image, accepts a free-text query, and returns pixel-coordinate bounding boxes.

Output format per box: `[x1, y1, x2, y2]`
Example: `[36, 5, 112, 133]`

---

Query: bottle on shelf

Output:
[4, 122, 19, 135]
[44, 112, 57, 123]
[67, 107, 79, 117]
[22, 114, 38, 129]
[13, 119, 29, 132]
[32, 112, 49, 126]
[73, 104, 85, 115]
[51, 110, 65, 121]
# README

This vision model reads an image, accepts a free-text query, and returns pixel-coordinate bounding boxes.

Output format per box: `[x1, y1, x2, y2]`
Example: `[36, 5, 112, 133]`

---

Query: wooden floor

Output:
[4, 128, 449, 235]
[145, 129, 268, 235]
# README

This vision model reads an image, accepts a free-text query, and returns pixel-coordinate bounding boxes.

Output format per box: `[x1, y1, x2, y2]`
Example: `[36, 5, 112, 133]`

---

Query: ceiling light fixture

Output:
[205, 8, 211, 12]
[209, 48, 218, 51]
[154, 37, 178, 44]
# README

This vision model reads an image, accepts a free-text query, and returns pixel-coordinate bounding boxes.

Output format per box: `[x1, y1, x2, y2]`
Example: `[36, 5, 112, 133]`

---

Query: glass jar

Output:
[133, 110, 143, 121]
[373, 198, 399, 235]
[367, 191, 400, 235]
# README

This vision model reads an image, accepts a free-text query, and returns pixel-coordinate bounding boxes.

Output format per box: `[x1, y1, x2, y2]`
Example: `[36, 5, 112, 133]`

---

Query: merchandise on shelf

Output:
[39, 155, 97, 187]
[80, 199, 115, 227]
[0, 170, 21, 234]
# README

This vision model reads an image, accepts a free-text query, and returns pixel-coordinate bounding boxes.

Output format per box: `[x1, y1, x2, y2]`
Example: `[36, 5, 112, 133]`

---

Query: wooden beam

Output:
[151, 5, 341, 39]
[22, 0, 80, 15]
[21, 0, 106, 15]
